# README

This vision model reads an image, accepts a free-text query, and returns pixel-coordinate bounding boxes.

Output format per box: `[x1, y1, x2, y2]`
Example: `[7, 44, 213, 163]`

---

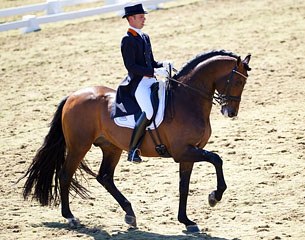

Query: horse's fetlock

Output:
[122, 199, 132, 209]
[178, 213, 195, 226]
[62, 209, 74, 219]
[177, 213, 185, 224]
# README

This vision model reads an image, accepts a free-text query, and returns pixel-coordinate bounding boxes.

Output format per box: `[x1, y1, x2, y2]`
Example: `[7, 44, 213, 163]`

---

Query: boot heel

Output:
[127, 149, 142, 163]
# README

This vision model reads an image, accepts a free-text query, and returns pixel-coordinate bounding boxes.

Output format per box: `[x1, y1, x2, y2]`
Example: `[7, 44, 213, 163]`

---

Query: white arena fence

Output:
[0, 0, 173, 33]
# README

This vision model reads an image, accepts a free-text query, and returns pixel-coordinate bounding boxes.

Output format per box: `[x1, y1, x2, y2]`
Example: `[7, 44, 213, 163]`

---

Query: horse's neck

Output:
[169, 56, 236, 122]
[187, 57, 235, 95]
[183, 65, 216, 99]
[173, 71, 214, 119]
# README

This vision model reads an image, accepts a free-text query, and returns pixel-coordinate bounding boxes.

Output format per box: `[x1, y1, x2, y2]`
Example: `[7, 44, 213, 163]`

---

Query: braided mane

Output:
[174, 50, 238, 80]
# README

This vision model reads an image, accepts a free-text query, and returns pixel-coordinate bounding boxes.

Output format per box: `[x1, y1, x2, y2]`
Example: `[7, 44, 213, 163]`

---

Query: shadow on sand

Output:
[43, 222, 239, 240]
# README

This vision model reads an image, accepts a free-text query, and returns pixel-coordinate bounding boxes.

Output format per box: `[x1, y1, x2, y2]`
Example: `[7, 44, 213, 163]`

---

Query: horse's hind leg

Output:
[95, 142, 137, 228]
[60, 148, 89, 227]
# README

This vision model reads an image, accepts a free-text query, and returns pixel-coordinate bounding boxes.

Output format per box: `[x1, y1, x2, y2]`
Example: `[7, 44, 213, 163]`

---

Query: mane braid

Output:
[173, 50, 238, 80]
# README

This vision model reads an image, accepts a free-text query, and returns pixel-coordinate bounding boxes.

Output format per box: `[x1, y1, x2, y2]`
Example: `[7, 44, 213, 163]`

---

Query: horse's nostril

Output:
[229, 111, 238, 118]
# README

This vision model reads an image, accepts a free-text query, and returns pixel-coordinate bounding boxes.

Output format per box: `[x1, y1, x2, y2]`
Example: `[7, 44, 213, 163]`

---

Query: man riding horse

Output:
[116, 3, 173, 163]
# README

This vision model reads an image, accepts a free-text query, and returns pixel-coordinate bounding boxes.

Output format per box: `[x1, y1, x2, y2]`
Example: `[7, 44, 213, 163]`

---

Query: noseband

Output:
[169, 66, 248, 105]
[213, 67, 248, 105]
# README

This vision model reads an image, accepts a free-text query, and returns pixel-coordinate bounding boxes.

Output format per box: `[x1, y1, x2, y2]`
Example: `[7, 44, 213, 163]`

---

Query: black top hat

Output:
[122, 4, 147, 18]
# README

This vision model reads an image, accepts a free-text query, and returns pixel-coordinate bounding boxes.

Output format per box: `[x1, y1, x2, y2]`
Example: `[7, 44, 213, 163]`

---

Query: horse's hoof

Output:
[208, 191, 219, 207]
[67, 217, 80, 228]
[125, 214, 137, 228]
[186, 224, 200, 233]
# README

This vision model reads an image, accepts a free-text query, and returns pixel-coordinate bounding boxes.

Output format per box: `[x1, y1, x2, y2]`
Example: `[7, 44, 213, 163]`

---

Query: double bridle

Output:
[168, 66, 248, 105]
[213, 67, 248, 105]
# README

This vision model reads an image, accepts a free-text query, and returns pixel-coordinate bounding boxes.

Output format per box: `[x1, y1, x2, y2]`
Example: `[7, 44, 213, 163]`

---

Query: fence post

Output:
[20, 15, 41, 33]
[46, 0, 62, 15]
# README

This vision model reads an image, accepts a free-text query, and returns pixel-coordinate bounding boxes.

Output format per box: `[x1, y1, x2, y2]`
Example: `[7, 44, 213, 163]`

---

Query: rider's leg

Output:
[127, 77, 156, 163]
[127, 112, 150, 162]
[135, 77, 156, 120]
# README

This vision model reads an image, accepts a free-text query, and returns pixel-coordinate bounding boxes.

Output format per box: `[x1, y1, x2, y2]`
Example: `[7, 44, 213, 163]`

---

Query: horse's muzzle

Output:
[221, 106, 238, 118]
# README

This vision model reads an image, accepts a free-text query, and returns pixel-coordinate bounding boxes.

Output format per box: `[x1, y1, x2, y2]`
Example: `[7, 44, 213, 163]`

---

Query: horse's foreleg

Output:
[180, 147, 227, 203]
[96, 145, 137, 228]
[176, 147, 227, 232]
[201, 150, 227, 205]
[178, 162, 201, 233]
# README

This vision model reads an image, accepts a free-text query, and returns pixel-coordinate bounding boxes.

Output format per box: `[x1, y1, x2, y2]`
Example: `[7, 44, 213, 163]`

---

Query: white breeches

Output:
[135, 76, 157, 120]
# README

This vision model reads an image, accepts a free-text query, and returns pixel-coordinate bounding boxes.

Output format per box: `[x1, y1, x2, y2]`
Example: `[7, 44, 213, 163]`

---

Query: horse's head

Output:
[215, 54, 251, 118]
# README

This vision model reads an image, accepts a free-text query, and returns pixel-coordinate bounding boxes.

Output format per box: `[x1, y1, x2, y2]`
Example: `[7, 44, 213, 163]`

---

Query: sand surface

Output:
[1, 0, 305, 239]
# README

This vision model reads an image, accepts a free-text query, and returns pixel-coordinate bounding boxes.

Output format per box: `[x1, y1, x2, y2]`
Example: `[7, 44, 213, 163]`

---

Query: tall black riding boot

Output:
[127, 112, 150, 163]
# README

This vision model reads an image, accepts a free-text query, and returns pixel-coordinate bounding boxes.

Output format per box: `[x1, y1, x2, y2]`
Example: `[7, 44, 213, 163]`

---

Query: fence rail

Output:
[0, 0, 172, 33]
[0, 0, 103, 17]
[0, 3, 46, 17]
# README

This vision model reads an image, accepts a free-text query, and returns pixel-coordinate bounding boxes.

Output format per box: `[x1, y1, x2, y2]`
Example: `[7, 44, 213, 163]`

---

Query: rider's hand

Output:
[154, 67, 169, 79]
[162, 60, 174, 73]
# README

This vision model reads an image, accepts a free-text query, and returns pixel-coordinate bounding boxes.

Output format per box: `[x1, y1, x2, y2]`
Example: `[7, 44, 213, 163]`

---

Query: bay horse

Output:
[20, 50, 251, 233]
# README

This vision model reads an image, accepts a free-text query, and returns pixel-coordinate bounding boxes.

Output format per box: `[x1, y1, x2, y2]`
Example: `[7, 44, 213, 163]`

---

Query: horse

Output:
[20, 50, 251, 233]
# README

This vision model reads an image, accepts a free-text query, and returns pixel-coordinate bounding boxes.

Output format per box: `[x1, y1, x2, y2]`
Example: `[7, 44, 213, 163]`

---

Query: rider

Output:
[121, 3, 172, 163]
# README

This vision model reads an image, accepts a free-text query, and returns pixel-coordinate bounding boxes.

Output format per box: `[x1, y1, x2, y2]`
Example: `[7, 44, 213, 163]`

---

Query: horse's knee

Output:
[204, 150, 223, 167]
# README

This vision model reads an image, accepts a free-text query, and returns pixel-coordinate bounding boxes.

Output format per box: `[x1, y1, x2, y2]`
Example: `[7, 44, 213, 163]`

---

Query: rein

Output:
[168, 67, 247, 105]
[167, 76, 213, 102]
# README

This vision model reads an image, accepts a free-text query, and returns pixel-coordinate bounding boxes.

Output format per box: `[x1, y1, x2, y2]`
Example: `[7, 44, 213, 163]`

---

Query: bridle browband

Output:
[168, 66, 248, 105]
[232, 69, 248, 79]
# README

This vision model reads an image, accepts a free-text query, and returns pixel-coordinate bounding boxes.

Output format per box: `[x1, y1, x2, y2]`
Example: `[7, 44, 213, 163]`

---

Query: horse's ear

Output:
[243, 54, 252, 71]
[243, 54, 251, 65]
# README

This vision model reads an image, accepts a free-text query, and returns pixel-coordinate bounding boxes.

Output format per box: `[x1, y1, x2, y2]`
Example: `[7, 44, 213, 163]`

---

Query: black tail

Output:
[19, 97, 95, 206]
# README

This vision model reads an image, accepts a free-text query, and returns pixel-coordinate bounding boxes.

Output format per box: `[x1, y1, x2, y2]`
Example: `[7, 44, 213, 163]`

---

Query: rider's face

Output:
[128, 14, 146, 29]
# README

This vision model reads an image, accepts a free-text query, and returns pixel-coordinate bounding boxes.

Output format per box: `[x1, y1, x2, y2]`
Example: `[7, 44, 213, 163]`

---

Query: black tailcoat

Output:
[113, 29, 162, 118]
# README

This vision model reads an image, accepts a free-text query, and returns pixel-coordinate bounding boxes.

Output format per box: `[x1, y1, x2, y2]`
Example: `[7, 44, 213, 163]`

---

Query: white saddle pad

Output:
[113, 80, 166, 129]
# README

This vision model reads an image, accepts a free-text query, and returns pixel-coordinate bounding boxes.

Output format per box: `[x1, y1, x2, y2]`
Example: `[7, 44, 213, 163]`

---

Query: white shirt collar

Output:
[129, 26, 143, 37]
